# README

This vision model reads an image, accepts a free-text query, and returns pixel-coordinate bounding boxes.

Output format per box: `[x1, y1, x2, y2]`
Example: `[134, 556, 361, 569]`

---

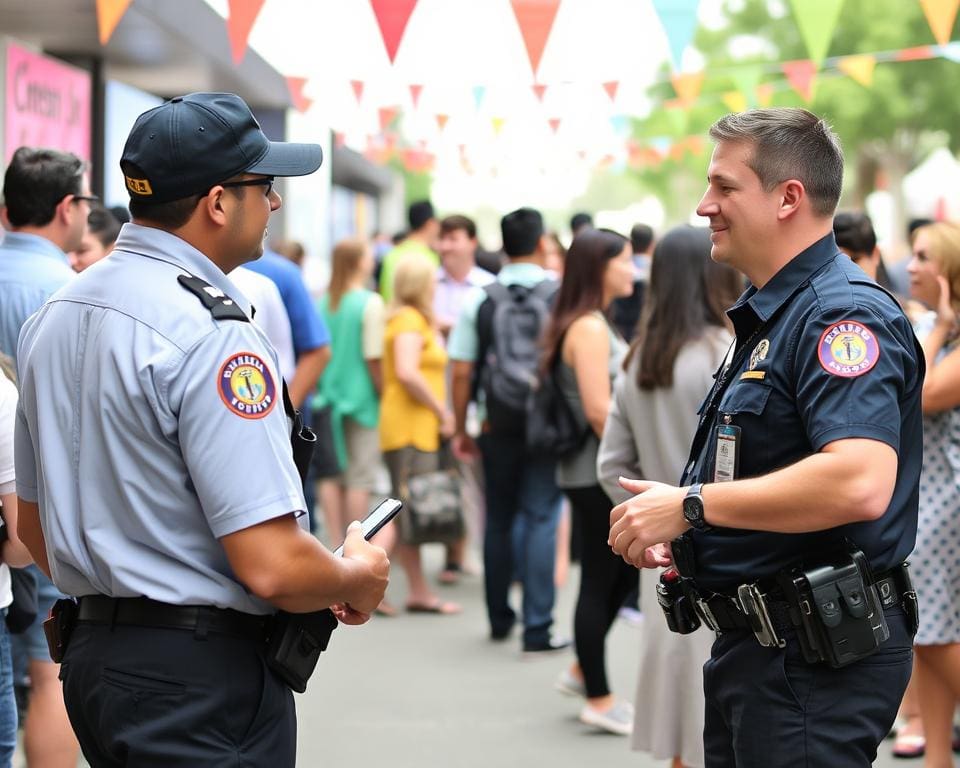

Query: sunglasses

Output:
[219, 177, 275, 197]
[71, 194, 99, 205]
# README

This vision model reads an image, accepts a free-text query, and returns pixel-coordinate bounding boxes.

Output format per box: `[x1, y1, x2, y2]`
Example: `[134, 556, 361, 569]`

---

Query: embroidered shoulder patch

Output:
[218, 352, 277, 418]
[817, 321, 880, 378]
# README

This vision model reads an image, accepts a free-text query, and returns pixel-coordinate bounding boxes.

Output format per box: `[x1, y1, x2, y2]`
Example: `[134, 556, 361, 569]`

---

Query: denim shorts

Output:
[12, 565, 65, 676]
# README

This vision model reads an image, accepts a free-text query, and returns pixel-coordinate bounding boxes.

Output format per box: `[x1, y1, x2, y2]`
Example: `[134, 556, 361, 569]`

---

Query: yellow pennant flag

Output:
[722, 91, 748, 113]
[921, 0, 960, 45]
[837, 54, 876, 87]
[492, 117, 506, 135]
[756, 83, 776, 107]
[96, 0, 132, 45]
[671, 71, 705, 105]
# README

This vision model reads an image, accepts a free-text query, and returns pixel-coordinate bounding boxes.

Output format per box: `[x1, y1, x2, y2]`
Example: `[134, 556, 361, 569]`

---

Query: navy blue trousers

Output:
[703, 607, 913, 767]
[60, 621, 295, 767]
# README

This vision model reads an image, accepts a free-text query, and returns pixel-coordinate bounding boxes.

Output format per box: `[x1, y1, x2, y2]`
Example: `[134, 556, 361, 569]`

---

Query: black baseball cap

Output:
[120, 92, 323, 204]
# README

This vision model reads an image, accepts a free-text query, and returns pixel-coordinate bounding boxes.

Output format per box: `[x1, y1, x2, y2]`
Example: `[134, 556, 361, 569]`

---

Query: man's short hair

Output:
[2, 147, 85, 227]
[833, 211, 876, 256]
[87, 205, 123, 249]
[709, 108, 843, 218]
[630, 223, 654, 254]
[501, 207, 544, 257]
[128, 195, 203, 229]
[570, 211, 593, 233]
[440, 214, 476, 239]
[408, 200, 435, 231]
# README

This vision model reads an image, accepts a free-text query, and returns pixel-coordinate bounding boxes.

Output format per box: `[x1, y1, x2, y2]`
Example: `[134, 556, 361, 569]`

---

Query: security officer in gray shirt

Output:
[13, 92, 389, 766]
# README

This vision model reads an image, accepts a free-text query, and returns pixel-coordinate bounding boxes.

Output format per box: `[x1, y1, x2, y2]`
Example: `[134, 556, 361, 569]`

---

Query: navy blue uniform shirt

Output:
[686, 233, 923, 594]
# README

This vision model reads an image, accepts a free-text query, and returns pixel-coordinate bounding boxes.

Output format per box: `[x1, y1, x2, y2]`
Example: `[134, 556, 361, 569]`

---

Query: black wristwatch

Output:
[683, 483, 712, 532]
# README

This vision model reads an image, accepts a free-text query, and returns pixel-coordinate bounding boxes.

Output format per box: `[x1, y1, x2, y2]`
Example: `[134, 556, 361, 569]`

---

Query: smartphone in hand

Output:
[332, 498, 402, 557]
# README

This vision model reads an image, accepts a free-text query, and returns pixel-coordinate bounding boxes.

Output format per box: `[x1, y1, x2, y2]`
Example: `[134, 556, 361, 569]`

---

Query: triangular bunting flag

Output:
[435, 114, 449, 131]
[351, 80, 365, 104]
[532, 84, 547, 101]
[602, 81, 619, 102]
[731, 65, 763, 107]
[510, 0, 561, 77]
[722, 91, 748, 113]
[671, 71, 705, 104]
[652, 0, 701, 71]
[837, 54, 876, 87]
[409, 84, 423, 108]
[96, 0, 132, 45]
[609, 115, 629, 135]
[786, 0, 843, 67]
[756, 83, 775, 107]
[333, 132, 346, 148]
[782, 60, 817, 102]
[226, 0, 266, 64]
[492, 117, 506, 135]
[473, 85, 486, 111]
[378, 107, 398, 133]
[921, 0, 960, 45]
[897, 46, 935, 61]
[548, 117, 561, 134]
[370, 0, 419, 64]
[286, 77, 312, 113]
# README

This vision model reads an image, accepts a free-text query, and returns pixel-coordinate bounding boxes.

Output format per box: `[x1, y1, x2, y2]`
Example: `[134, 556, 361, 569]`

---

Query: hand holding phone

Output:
[333, 498, 402, 557]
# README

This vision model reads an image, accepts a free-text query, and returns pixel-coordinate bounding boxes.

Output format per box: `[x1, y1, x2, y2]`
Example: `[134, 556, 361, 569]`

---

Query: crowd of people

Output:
[0, 95, 956, 768]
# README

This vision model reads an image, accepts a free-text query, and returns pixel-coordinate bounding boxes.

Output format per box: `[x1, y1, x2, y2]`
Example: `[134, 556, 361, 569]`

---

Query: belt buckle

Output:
[695, 598, 721, 633]
[737, 583, 786, 649]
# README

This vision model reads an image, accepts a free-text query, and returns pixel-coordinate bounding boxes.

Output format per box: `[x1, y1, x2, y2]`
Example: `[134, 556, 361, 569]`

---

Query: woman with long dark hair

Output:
[598, 226, 742, 767]
[543, 228, 636, 735]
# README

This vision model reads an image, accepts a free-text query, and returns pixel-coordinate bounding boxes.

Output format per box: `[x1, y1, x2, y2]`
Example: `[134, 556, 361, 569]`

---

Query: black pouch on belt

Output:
[42, 598, 78, 664]
[265, 609, 338, 693]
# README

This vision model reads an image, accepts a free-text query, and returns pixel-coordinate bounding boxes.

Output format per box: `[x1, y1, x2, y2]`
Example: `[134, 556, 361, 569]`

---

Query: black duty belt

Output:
[77, 595, 269, 641]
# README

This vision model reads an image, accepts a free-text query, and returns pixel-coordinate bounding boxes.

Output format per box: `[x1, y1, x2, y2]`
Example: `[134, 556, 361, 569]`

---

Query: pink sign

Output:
[5, 43, 92, 163]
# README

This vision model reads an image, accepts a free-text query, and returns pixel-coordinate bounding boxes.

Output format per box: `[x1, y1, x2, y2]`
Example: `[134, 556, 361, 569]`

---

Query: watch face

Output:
[683, 495, 703, 524]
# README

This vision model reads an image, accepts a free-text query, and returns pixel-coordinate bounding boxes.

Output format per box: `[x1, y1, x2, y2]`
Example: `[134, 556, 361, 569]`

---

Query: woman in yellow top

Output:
[381, 256, 460, 614]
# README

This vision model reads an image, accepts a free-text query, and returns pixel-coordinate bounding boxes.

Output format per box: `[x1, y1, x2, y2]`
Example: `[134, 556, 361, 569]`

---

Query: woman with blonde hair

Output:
[314, 238, 387, 549]
[906, 221, 960, 768]
[380, 256, 460, 614]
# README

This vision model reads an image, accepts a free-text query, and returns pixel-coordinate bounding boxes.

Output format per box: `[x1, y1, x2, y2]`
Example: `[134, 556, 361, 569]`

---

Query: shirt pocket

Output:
[719, 380, 772, 418]
[716, 381, 773, 476]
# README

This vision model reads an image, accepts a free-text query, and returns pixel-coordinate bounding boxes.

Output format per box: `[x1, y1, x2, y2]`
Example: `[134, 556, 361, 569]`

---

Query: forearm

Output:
[398, 373, 444, 417]
[288, 347, 330, 408]
[0, 495, 33, 568]
[16, 498, 49, 578]
[452, 365, 472, 434]
[365, 359, 383, 396]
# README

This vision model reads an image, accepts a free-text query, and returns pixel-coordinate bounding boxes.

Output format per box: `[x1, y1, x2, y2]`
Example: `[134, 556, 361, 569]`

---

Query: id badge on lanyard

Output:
[714, 420, 741, 483]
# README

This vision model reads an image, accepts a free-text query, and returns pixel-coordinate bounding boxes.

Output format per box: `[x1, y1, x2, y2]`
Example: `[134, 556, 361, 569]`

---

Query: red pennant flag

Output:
[782, 60, 817, 102]
[286, 77, 312, 113]
[436, 114, 450, 131]
[602, 81, 619, 102]
[897, 45, 935, 61]
[350, 80, 365, 104]
[96, 0, 132, 45]
[409, 84, 423, 108]
[548, 117, 561, 134]
[510, 0, 561, 77]
[370, 0, 419, 63]
[334, 132, 347, 148]
[226, 0, 266, 64]
[532, 84, 547, 101]
[378, 107, 398, 133]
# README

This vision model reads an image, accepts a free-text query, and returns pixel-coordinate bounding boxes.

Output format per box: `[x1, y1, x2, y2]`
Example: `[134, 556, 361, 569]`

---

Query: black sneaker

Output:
[522, 635, 571, 657]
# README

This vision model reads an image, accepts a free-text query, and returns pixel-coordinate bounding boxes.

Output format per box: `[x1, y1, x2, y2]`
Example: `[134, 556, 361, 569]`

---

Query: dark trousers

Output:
[60, 622, 296, 767]
[703, 607, 913, 767]
[567, 484, 638, 698]
[479, 432, 562, 646]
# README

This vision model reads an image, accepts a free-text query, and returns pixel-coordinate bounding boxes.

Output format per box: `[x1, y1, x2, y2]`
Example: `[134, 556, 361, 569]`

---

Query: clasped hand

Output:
[608, 478, 691, 569]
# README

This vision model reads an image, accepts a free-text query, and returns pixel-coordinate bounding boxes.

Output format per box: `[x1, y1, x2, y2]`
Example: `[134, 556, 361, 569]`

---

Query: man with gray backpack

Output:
[450, 207, 569, 655]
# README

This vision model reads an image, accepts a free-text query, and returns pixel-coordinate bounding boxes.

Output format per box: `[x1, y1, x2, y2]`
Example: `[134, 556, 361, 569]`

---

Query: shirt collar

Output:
[728, 232, 838, 335]
[499, 261, 547, 280]
[0, 231, 69, 265]
[112, 223, 253, 315]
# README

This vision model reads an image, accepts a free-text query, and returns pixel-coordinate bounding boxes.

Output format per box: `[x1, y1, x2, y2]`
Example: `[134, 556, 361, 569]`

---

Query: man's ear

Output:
[777, 179, 805, 221]
[201, 187, 229, 226]
[54, 194, 74, 227]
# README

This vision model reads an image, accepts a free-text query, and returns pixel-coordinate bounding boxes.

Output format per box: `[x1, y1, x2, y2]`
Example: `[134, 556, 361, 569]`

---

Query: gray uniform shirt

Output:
[14, 223, 306, 614]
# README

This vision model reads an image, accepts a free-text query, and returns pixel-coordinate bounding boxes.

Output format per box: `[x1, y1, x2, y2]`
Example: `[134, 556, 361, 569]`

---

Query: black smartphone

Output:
[332, 498, 402, 556]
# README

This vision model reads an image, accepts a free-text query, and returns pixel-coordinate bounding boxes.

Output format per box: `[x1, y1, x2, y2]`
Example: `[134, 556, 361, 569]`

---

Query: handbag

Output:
[525, 358, 590, 459]
[401, 469, 464, 545]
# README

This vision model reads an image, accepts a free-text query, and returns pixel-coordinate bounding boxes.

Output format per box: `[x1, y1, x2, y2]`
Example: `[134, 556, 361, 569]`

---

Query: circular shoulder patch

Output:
[218, 352, 277, 419]
[817, 321, 880, 378]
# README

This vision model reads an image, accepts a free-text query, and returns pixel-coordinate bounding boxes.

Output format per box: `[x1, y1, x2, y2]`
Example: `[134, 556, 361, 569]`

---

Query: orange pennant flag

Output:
[286, 77, 312, 113]
[510, 0, 561, 77]
[602, 81, 619, 102]
[921, 0, 960, 45]
[370, 0, 419, 63]
[548, 117, 561, 134]
[837, 54, 876, 87]
[226, 0, 266, 64]
[756, 83, 775, 107]
[350, 80, 365, 104]
[671, 71, 705, 104]
[435, 114, 449, 131]
[409, 84, 423, 108]
[782, 60, 817, 102]
[378, 107, 398, 133]
[96, 0, 132, 45]
[721, 91, 748, 113]
[532, 84, 547, 101]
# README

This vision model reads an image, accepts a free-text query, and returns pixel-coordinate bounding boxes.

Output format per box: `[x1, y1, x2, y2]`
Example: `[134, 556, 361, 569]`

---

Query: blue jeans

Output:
[479, 432, 562, 646]
[0, 610, 16, 768]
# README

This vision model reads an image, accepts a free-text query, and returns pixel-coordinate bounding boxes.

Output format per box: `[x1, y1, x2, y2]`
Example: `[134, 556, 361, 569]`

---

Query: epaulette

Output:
[177, 275, 250, 322]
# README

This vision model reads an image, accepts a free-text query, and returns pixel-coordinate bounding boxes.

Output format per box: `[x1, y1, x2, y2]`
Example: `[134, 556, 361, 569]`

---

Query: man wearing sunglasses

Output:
[13, 93, 390, 766]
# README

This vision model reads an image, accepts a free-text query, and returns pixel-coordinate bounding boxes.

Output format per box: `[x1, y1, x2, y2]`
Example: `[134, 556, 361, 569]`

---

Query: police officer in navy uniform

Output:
[13, 92, 390, 766]
[608, 108, 922, 767]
